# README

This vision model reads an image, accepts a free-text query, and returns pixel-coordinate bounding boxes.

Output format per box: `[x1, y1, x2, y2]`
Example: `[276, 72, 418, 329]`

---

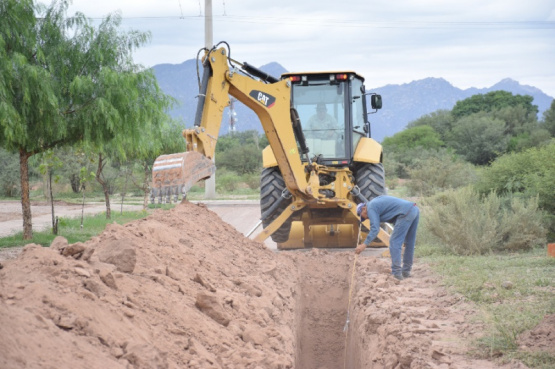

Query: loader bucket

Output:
[150, 152, 216, 203]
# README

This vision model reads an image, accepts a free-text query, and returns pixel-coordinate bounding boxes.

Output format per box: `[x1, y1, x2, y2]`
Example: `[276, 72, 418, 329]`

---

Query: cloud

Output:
[56, 0, 555, 97]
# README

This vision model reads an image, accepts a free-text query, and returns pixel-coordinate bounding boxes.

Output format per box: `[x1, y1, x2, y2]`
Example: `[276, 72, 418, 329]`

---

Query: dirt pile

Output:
[0, 201, 535, 368]
[0, 202, 299, 369]
[518, 314, 555, 354]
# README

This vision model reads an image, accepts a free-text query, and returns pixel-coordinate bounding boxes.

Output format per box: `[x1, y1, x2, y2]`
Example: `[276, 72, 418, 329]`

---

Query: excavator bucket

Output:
[150, 152, 216, 204]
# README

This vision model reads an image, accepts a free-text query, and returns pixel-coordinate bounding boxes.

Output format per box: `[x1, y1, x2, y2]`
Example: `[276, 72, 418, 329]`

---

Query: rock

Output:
[50, 236, 69, 251]
[99, 270, 118, 290]
[432, 350, 452, 364]
[82, 247, 95, 261]
[501, 281, 514, 289]
[123, 340, 168, 369]
[74, 267, 91, 278]
[96, 239, 137, 273]
[242, 326, 268, 346]
[83, 279, 102, 297]
[195, 292, 231, 327]
[193, 274, 216, 292]
[62, 243, 86, 258]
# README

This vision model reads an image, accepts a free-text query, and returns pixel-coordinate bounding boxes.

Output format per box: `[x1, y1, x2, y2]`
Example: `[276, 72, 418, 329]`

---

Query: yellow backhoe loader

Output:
[151, 41, 390, 249]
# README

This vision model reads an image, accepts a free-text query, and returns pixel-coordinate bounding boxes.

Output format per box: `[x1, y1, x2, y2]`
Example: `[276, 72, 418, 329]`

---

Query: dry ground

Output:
[0, 200, 551, 368]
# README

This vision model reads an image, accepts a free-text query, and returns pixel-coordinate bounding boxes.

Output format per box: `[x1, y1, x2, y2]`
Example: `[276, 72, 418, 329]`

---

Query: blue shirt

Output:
[363, 195, 416, 246]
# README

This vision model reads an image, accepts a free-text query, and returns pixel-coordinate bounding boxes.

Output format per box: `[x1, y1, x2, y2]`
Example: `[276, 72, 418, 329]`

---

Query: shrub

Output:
[406, 154, 477, 196]
[242, 173, 260, 190]
[476, 140, 555, 238]
[215, 144, 262, 174]
[216, 170, 242, 192]
[423, 187, 546, 255]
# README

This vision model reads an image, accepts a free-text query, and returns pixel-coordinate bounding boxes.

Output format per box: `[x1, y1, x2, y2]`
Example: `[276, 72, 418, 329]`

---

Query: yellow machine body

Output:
[151, 43, 390, 250]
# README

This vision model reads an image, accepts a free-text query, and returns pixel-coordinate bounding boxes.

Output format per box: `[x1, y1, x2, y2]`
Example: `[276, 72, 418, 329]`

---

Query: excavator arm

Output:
[151, 44, 312, 203]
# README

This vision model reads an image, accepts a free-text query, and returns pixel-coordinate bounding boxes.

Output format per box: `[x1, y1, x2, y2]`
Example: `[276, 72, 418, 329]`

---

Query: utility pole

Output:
[204, 0, 216, 199]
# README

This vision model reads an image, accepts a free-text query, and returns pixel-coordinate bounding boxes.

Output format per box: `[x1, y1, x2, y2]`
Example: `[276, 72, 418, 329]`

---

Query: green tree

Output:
[382, 125, 444, 151]
[448, 113, 508, 165]
[127, 118, 186, 209]
[215, 130, 268, 153]
[0, 148, 20, 197]
[452, 90, 538, 119]
[216, 144, 262, 174]
[541, 99, 555, 136]
[0, 0, 171, 238]
[406, 109, 455, 142]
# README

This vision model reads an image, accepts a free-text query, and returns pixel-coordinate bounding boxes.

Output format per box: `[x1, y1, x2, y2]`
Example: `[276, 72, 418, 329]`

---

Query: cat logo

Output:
[249, 90, 276, 108]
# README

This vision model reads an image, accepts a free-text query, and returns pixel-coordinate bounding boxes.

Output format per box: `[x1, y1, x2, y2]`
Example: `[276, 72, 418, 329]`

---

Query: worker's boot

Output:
[402, 271, 411, 278]
[392, 273, 404, 280]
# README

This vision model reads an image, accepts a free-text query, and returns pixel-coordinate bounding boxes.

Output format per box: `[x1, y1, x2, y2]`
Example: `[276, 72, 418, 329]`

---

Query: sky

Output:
[56, 0, 555, 97]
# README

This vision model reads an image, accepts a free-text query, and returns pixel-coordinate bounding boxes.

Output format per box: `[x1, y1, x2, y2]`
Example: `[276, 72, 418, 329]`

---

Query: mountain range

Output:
[153, 60, 554, 142]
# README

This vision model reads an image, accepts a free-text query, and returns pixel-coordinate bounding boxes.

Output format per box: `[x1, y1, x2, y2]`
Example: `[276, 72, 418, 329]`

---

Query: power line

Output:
[81, 14, 555, 29]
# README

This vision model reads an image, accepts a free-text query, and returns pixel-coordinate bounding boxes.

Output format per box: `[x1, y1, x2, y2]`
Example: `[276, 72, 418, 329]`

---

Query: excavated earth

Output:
[0, 201, 550, 368]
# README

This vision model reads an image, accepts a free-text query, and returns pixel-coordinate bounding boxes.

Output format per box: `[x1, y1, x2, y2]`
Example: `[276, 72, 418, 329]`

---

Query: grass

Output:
[0, 210, 152, 248]
[0, 187, 258, 249]
[418, 246, 555, 368]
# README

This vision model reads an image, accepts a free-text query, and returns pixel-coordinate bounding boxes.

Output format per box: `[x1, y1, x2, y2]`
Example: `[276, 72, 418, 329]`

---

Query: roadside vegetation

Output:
[384, 94, 555, 368]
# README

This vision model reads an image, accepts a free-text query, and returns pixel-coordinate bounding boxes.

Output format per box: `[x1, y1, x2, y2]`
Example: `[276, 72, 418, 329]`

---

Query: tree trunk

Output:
[120, 166, 129, 215]
[49, 170, 57, 234]
[95, 153, 111, 219]
[19, 149, 33, 239]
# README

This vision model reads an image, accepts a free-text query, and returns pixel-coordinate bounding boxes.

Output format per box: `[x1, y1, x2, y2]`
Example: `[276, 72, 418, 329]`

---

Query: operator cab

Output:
[283, 71, 381, 166]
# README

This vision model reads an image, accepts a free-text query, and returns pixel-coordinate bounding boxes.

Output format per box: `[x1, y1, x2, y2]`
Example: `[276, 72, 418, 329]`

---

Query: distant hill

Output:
[152, 60, 554, 142]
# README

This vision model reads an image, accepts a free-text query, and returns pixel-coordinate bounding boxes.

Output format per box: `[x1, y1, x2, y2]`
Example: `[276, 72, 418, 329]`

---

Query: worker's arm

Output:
[355, 208, 380, 254]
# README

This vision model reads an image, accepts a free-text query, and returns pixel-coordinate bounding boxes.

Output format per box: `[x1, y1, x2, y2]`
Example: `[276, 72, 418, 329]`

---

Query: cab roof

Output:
[281, 71, 365, 82]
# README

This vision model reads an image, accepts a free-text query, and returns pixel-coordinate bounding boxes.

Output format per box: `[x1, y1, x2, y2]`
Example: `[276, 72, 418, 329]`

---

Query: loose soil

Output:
[0, 201, 550, 368]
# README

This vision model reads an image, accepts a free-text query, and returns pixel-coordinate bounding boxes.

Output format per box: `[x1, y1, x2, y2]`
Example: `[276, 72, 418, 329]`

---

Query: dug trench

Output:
[0, 201, 537, 368]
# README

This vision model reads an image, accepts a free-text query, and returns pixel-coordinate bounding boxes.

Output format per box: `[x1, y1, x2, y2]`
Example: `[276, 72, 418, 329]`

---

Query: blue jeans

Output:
[389, 206, 419, 275]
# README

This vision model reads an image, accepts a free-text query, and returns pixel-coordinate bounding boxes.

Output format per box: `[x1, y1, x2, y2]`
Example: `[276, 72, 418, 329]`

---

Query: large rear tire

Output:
[260, 167, 293, 243]
[354, 163, 386, 203]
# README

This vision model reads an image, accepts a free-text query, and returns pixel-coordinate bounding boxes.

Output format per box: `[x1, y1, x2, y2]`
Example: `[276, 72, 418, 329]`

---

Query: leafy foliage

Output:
[215, 131, 266, 174]
[216, 144, 262, 175]
[541, 99, 555, 136]
[0, 0, 172, 236]
[0, 148, 20, 197]
[406, 151, 477, 196]
[476, 140, 555, 236]
[382, 125, 444, 151]
[406, 109, 455, 143]
[451, 91, 538, 119]
[423, 187, 547, 255]
[447, 113, 508, 165]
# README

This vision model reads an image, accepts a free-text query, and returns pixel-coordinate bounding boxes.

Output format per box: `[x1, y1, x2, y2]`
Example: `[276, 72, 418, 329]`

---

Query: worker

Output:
[306, 103, 337, 139]
[355, 196, 420, 280]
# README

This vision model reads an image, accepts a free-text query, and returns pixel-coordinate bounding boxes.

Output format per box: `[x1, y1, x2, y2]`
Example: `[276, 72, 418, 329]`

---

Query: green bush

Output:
[383, 147, 452, 179]
[215, 143, 262, 174]
[242, 173, 261, 190]
[423, 187, 546, 255]
[406, 153, 477, 196]
[216, 170, 242, 192]
[476, 140, 555, 238]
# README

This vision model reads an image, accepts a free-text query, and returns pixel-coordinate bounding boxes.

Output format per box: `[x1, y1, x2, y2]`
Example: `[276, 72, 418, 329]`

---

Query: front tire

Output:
[354, 163, 386, 203]
[260, 167, 293, 243]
